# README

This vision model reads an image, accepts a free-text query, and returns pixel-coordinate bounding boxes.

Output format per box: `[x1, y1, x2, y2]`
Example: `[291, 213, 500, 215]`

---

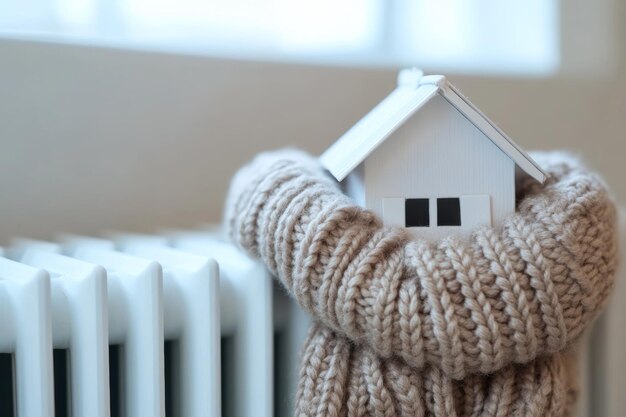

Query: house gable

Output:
[361, 94, 515, 240]
[320, 70, 546, 184]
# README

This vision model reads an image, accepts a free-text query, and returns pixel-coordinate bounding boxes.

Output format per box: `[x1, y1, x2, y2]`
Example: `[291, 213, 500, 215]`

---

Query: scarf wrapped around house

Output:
[224, 149, 618, 417]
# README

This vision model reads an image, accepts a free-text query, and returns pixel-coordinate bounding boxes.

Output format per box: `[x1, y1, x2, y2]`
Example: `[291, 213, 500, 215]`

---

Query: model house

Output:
[320, 69, 547, 240]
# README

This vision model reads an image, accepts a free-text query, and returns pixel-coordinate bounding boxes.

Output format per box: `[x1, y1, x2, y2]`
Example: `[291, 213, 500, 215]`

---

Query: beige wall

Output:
[0, 1, 624, 244]
[0, 40, 392, 242]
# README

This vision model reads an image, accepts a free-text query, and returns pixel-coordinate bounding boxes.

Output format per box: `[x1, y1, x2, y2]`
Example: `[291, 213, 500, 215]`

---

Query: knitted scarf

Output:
[224, 149, 618, 417]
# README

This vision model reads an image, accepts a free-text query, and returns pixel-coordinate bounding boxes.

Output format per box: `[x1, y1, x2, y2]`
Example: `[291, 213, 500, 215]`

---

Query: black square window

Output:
[437, 198, 461, 226]
[405, 198, 429, 227]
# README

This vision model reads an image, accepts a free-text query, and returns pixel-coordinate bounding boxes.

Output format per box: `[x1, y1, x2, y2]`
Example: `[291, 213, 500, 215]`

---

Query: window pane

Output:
[0, 0, 558, 74]
[405, 198, 429, 227]
[437, 198, 461, 226]
[0, 0, 382, 54]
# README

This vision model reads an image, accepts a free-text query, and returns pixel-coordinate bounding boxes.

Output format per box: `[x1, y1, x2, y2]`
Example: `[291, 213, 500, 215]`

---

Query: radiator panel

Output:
[121, 243, 220, 417]
[19, 250, 109, 417]
[0, 257, 54, 417]
[0, 228, 296, 417]
[71, 248, 165, 417]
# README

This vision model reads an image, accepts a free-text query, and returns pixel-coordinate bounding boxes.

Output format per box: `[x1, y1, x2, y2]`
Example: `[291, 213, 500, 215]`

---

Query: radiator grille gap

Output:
[109, 345, 122, 417]
[164, 340, 176, 417]
[0, 353, 15, 417]
[53, 349, 71, 417]
[274, 331, 289, 417]
[221, 336, 235, 417]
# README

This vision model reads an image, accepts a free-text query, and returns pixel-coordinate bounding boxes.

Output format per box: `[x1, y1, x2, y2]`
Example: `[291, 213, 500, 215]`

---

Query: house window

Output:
[437, 198, 461, 226]
[405, 198, 429, 227]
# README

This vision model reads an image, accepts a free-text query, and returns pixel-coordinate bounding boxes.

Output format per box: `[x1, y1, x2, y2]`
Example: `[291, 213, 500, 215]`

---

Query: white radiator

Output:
[0, 216, 623, 417]
[0, 229, 310, 417]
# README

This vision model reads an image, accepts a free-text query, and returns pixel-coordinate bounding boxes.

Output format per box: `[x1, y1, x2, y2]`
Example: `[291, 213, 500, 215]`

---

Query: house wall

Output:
[342, 163, 365, 207]
[363, 94, 515, 240]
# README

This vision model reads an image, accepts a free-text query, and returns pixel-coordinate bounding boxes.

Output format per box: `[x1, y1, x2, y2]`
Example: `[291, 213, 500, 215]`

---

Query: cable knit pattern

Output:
[296, 323, 570, 417]
[224, 149, 618, 416]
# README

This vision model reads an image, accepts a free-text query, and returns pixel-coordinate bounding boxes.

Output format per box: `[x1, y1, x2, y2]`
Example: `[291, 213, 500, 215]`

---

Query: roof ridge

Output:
[419, 74, 447, 89]
[397, 69, 447, 90]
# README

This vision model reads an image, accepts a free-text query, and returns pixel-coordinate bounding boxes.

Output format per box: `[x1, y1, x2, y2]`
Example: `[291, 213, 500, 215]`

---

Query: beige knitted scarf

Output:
[224, 149, 618, 417]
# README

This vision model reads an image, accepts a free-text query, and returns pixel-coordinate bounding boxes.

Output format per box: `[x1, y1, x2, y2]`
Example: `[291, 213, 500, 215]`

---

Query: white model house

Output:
[320, 69, 547, 240]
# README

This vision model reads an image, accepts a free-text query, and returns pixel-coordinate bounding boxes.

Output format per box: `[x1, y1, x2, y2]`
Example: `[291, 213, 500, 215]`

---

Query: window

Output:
[0, 0, 559, 75]
[398, 0, 559, 75]
[437, 198, 461, 226]
[405, 198, 429, 227]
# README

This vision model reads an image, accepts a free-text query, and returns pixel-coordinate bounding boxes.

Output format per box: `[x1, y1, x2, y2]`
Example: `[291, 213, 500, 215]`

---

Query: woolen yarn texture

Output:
[224, 149, 618, 417]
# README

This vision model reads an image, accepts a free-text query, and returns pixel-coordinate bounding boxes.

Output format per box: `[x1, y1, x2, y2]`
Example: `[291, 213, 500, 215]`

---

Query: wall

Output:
[0, 40, 391, 242]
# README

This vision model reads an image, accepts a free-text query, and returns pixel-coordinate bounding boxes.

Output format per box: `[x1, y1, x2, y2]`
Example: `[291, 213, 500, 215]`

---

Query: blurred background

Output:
[0, 1, 624, 415]
[1, 0, 623, 238]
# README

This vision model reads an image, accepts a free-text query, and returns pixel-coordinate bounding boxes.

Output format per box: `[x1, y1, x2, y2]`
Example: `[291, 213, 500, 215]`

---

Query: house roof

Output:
[320, 69, 547, 183]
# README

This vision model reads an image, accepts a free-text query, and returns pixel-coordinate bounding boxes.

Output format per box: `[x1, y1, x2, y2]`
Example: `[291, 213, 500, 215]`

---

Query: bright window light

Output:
[0, 0, 559, 75]
[115, 0, 381, 53]
[400, 0, 559, 74]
